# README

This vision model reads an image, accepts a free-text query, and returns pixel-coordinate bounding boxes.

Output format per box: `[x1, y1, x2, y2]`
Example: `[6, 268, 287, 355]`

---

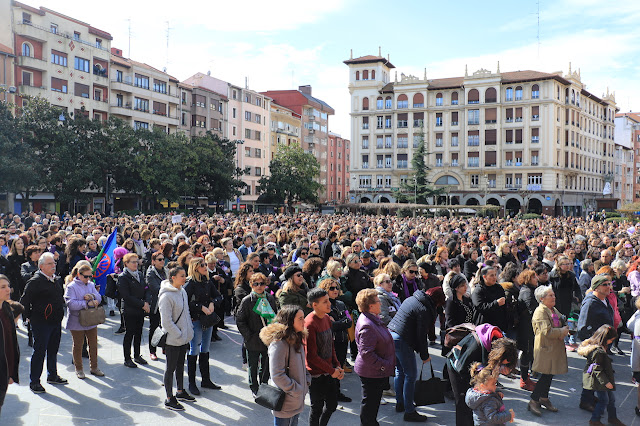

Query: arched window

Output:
[435, 175, 460, 185]
[413, 93, 424, 107]
[485, 87, 497, 103]
[515, 86, 523, 100]
[436, 92, 443, 106]
[451, 92, 459, 105]
[467, 89, 479, 104]
[397, 94, 408, 109]
[571, 89, 575, 103]
[371, 70, 375, 80]
[385, 96, 392, 109]
[363, 70, 369, 80]
[376, 96, 383, 109]
[21, 42, 31, 57]
[355, 71, 359, 81]
[362, 97, 369, 110]
[532, 84, 539, 99]
[505, 87, 513, 101]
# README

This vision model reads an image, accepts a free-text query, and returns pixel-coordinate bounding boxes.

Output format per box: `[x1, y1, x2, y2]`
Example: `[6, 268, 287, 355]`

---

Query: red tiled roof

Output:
[0, 43, 14, 55]
[110, 54, 178, 82]
[617, 112, 640, 123]
[344, 55, 395, 69]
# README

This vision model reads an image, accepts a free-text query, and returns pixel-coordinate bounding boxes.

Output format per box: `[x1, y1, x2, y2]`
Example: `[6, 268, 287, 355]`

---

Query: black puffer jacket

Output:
[517, 283, 536, 352]
[344, 267, 372, 308]
[471, 282, 507, 332]
[117, 270, 149, 317]
[0, 301, 20, 396]
[549, 268, 580, 317]
[236, 292, 277, 352]
[184, 276, 219, 322]
[329, 298, 351, 344]
[20, 271, 65, 324]
[387, 290, 435, 361]
[145, 266, 166, 314]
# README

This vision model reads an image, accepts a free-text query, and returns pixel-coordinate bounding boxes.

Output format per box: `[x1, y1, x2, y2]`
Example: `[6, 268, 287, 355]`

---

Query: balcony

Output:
[17, 55, 47, 70]
[505, 117, 513, 123]
[397, 120, 408, 128]
[485, 120, 497, 124]
[110, 102, 134, 116]
[532, 115, 539, 121]
[16, 20, 110, 51]
[362, 123, 369, 129]
[19, 84, 46, 97]
[451, 121, 459, 125]
[515, 117, 523, 122]
[468, 120, 479, 125]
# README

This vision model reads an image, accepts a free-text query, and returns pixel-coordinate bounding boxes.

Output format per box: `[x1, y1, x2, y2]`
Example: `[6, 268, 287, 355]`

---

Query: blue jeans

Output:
[274, 414, 299, 426]
[188, 321, 212, 356]
[592, 390, 616, 421]
[391, 331, 417, 414]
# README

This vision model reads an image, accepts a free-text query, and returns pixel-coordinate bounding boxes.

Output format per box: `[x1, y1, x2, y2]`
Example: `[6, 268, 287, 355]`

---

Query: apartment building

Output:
[345, 53, 618, 216]
[182, 73, 271, 210]
[261, 86, 335, 203]
[269, 102, 302, 159]
[615, 113, 640, 205]
[178, 80, 227, 139]
[109, 48, 180, 133]
[327, 132, 350, 205]
[11, 2, 112, 121]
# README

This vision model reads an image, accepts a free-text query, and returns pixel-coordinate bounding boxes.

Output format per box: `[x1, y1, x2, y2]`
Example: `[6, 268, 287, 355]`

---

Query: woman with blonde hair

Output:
[64, 262, 104, 378]
[393, 260, 422, 302]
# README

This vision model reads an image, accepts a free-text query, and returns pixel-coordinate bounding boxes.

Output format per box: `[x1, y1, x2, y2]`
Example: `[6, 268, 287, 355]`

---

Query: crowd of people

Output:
[1, 210, 640, 424]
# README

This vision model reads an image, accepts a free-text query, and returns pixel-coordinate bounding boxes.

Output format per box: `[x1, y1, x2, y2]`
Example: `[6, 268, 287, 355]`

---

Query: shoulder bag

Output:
[151, 296, 185, 348]
[254, 343, 289, 411]
[414, 360, 445, 406]
[78, 294, 106, 327]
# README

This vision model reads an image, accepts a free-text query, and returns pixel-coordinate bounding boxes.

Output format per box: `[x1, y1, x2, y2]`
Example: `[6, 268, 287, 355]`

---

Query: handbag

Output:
[414, 360, 445, 406]
[200, 311, 221, 329]
[78, 295, 106, 327]
[254, 344, 289, 411]
[151, 299, 185, 348]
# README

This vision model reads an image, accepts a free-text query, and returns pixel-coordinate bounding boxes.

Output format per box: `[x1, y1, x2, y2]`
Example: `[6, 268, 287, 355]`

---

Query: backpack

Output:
[104, 273, 119, 299]
[442, 323, 479, 356]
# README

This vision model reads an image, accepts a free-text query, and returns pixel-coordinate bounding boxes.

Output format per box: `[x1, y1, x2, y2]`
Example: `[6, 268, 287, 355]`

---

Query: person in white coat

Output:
[626, 297, 640, 417]
[158, 266, 195, 411]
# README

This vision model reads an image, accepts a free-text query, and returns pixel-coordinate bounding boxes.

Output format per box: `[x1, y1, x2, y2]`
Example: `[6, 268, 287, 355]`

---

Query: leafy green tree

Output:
[258, 143, 322, 208]
[394, 127, 443, 204]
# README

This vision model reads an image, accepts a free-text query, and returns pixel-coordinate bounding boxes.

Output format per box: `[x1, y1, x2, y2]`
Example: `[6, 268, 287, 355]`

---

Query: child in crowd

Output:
[465, 362, 515, 425]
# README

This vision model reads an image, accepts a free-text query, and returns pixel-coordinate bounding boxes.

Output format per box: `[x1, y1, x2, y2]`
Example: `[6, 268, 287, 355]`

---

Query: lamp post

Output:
[233, 139, 245, 211]
[413, 175, 418, 218]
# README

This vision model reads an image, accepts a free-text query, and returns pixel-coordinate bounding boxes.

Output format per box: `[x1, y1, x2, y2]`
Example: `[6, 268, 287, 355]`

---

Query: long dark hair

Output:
[274, 305, 306, 351]
[585, 324, 618, 348]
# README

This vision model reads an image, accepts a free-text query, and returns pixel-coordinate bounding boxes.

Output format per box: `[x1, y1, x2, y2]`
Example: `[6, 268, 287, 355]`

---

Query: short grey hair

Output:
[38, 252, 55, 268]
[611, 259, 627, 272]
[581, 259, 593, 271]
[534, 284, 553, 303]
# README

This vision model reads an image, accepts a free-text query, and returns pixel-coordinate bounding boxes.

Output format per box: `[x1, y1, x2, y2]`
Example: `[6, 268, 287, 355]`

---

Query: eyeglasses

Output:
[301, 252, 308, 255]
[382, 279, 392, 283]
[81, 274, 92, 279]
[156, 257, 164, 261]
[294, 273, 303, 277]
[252, 282, 266, 287]
[408, 270, 418, 274]
[328, 286, 338, 291]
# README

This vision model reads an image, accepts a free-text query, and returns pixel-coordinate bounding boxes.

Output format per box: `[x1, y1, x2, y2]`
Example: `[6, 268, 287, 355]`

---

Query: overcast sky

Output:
[39, 0, 640, 138]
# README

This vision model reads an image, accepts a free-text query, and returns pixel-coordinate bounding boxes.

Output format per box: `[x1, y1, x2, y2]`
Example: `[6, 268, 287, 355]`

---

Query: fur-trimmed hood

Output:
[577, 342, 600, 357]
[260, 322, 308, 347]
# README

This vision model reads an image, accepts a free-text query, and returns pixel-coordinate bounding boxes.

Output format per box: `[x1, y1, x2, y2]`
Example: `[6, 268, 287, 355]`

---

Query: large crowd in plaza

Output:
[1, 210, 640, 425]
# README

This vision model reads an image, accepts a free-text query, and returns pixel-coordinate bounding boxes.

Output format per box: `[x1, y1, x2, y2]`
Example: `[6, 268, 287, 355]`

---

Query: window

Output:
[532, 106, 539, 121]
[505, 152, 513, 166]
[74, 32, 81, 41]
[436, 153, 443, 167]
[371, 70, 376, 80]
[21, 42, 31, 57]
[376, 136, 383, 149]
[385, 175, 392, 187]
[532, 84, 539, 99]
[22, 12, 31, 24]
[116, 94, 123, 107]
[255, 167, 262, 176]
[362, 97, 369, 110]
[74, 57, 90, 72]
[505, 174, 513, 186]
[96, 39, 102, 48]
[192, 115, 206, 128]
[376, 175, 383, 187]
[397, 135, 408, 148]
[397, 94, 408, 108]
[471, 174, 479, 187]
[245, 111, 252, 121]
[359, 175, 372, 188]
[413, 134, 421, 148]
[413, 112, 424, 127]
[451, 132, 459, 147]
[362, 136, 369, 149]
[451, 91, 459, 105]
[255, 131, 261, 140]
[528, 173, 542, 185]
[244, 93, 252, 103]
[51, 50, 67, 66]
[413, 93, 424, 108]
[232, 108, 236, 119]
[468, 89, 479, 104]
[377, 116, 383, 129]
[377, 97, 383, 109]
[485, 87, 497, 103]
[74, 83, 90, 98]
[485, 129, 497, 145]
[386, 155, 393, 168]
[505, 87, 513, 101]
[515, 129, 523, 144]
[363, 70, 369, 80]
[21, 71, 32, 86]
[515, 107, 523, 122]
[385, 135, 392, 148]
[451, 153, 459, 167]
[94, 88, 103, 102]
[134, 74, 149, 89]
[485, 108, 497, 124]
[377, 155, 383, 168]
[532, 128, 540, 143]
[193, 94, 206, 108]
[362, 116, 369, 129]
[153, 80, 167, 94]
[51, 78, 67, 93]
[385, 97, 392, 109]
[468, 109, 479, 125]
[468, 154, 479, 167]
[435, 133, 443, 147]
[245, 128, 252, 139]
[505, 108, 513, 122]
[232, 126, 236, 136]
[515, 86, 523, 101]
[436, 113, 443, 126]
[355, 71, 360, 80]
[50, 24, 58, 34]
[245, 147, 252, 157]
[385, 116, 392, 128]
[362, 155, 369, 169]
[397, 154, 407, 168]
[485, 151, 497, 167]
[116, 70, 123, 82]
[468, 130, 479, 146]
[436, 93, 443, 106]
[531, 151, 539, 166]
[255, 113, 261, 123]
[134, 121, 149, 130]
[397, 113, 408, 128]
[451, 111, 459, 125]
[256, 97, 262, 107]
[134, 97, 149, 112]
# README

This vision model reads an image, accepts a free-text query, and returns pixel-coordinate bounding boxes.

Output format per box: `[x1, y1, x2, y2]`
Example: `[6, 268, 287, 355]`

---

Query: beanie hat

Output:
[590, 274, 610, 291]
[284, 265, 302, 281]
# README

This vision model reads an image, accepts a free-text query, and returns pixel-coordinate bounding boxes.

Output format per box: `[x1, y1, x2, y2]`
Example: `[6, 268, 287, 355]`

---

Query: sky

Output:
[39, 0, 640, 138]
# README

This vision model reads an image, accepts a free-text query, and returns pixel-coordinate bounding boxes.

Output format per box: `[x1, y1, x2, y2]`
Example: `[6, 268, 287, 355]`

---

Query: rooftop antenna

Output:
[291, 70, 294, 89]
[536, 0, 540, 61]
[245, 77, 248, 89]
[127, 18, 131, 57]
[165, 21, 172, 72]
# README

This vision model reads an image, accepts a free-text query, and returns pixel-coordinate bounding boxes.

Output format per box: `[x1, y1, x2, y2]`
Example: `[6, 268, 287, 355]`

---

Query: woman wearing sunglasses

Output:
[145, 251, 167, 361]
[64, 262, 104, 379]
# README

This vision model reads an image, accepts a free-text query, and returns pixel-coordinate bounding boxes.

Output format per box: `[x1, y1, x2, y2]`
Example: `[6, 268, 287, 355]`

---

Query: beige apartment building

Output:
[11, 1, 112, 121]
[614, 113, 640, 206]
[178, 81, 227, 139]
[182, 73, 271, 210]
[345, 54, 618, 216]
[269, 102, 302, 159]
[109, 47, 180, 133]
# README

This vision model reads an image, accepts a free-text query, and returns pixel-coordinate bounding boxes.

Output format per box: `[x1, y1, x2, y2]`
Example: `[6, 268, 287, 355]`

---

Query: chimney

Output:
[299, 85, 312, 96]
[111, 47, 123, 57]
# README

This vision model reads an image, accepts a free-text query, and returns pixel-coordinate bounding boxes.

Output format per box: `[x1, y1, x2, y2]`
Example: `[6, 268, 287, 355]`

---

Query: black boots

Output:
[187, 355, 200, 395]
[199, 352, 221, 390]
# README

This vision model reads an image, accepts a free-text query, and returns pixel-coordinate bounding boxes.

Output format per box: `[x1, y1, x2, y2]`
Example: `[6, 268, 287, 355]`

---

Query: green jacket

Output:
[278, 288, 312, 317]
[577, 344, 615, 392]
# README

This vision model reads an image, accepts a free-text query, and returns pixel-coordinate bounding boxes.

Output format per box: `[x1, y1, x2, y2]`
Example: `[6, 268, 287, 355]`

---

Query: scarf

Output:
[125, 267, 140, 282]
[252, 291, 275, 323]
[551, 311, 561, 328]
[402, 274, 418, 300]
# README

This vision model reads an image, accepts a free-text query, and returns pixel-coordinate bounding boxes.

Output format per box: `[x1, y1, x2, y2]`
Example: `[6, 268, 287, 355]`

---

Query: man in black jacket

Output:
[19, 252, 67, 393]
[320, 232, 337, 265]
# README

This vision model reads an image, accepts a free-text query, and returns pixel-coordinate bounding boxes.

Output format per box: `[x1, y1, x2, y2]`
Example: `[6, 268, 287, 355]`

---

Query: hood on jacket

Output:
[259, 322, 308, 347]
[577, 342, 601, 357]
[476, 323, 503, 352]
[465, 387, 492, 410]
[499, 281, 515, 291]
[114, 247, 128, 260]
[158, 279, 180, 297]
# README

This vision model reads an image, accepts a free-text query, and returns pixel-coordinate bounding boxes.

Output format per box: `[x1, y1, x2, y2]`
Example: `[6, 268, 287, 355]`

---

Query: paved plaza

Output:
[3, 314, 640, 425]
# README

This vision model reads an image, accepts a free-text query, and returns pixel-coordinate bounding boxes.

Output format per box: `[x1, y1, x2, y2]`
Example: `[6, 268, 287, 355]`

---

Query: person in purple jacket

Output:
[64, 261, 104, 379]
[354, 288, 395, 426]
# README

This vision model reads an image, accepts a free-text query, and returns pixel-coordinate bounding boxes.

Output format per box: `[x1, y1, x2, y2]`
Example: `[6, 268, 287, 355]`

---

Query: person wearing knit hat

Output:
[284, 265, 302, 281]
[590, 274, 611, 291]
